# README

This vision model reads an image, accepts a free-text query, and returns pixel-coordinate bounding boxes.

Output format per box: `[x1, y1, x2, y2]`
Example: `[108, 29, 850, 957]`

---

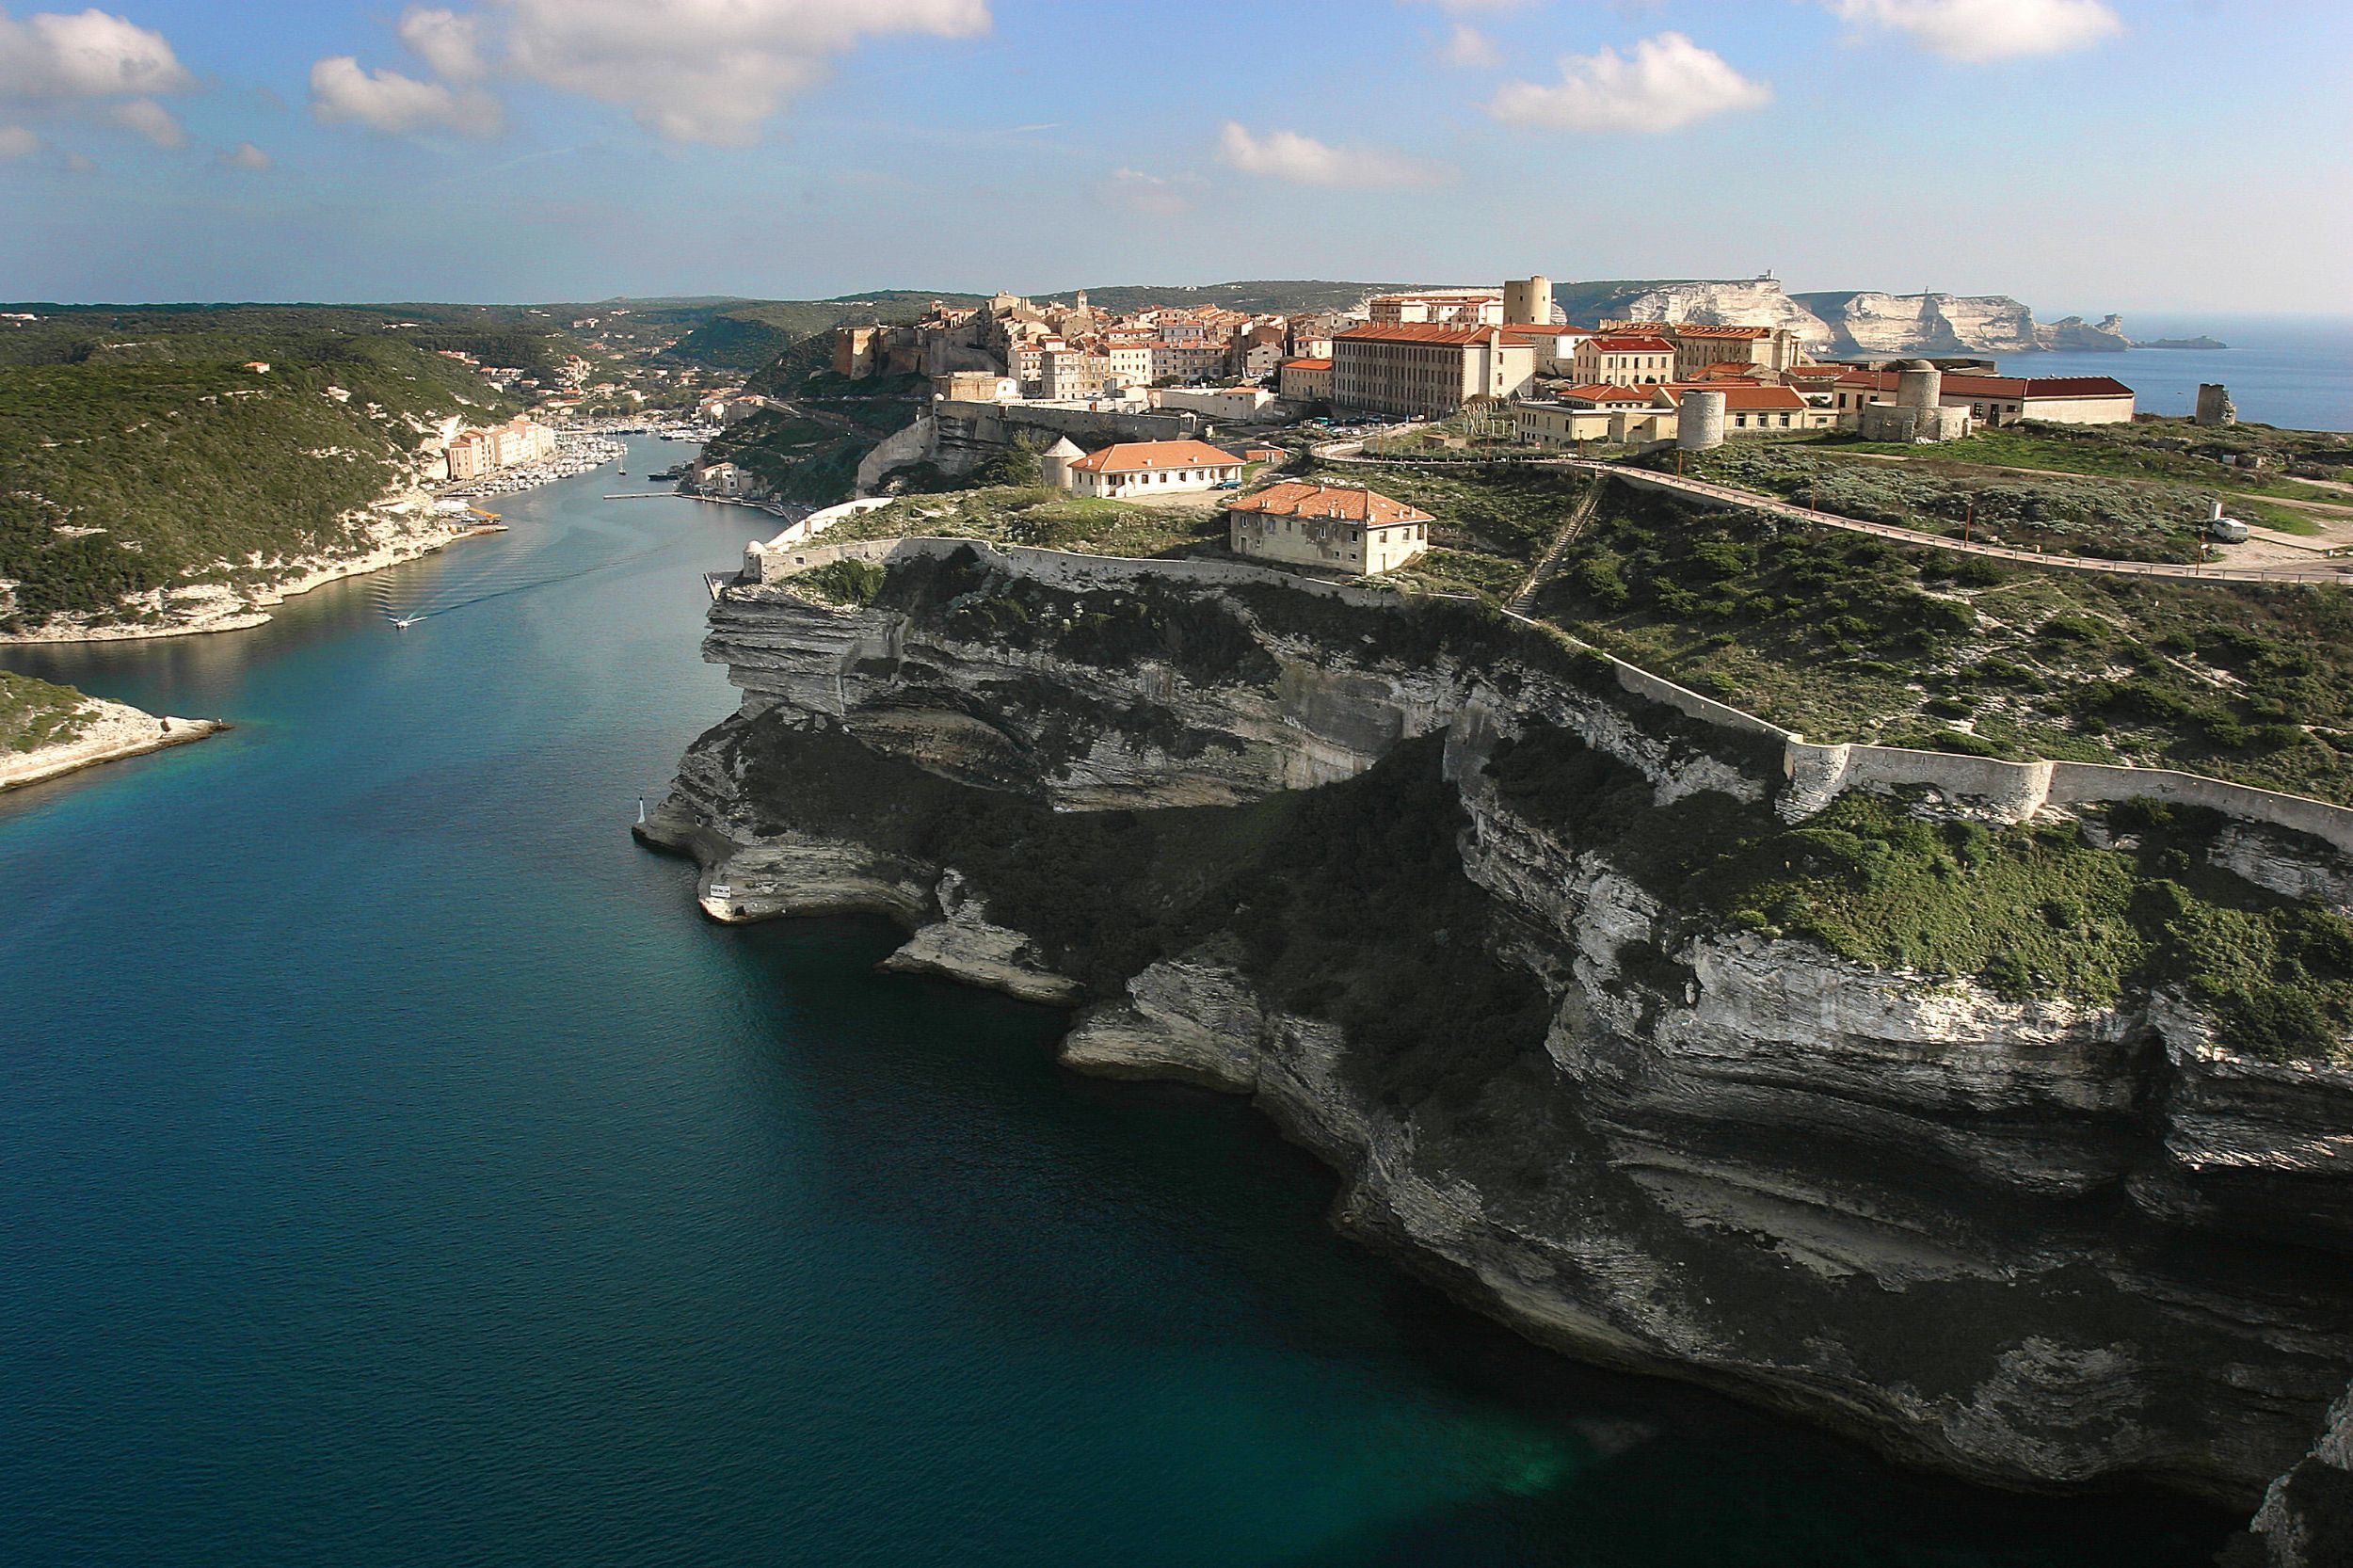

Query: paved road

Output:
[1313, 440, 2353, 588]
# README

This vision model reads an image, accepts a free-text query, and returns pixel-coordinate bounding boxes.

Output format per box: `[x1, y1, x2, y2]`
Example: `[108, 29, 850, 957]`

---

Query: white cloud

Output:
[1822, 0, 2121, 60]
[1216, 122, 1444, 187]
[61, 146, 90, 170]
[1489, 31, 1769, 133]
[398, 6, 488, 81]
[309, 56, 504, 136]
[109, 94, 181, 146]
[497, 0, 992, 144]
[1108, 165, 1196, 216]
[0, 8, 191, 100]
[218, 139, 269, 168]
[1438, 23, 1501, 69]
[0, 121, 38, 157]
[311, 0, 993, 145]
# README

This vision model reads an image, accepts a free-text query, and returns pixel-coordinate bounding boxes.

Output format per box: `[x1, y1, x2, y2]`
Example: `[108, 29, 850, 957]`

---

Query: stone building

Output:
[1367, 290, 1505, 326]
[1278, 358, 1332, 402]
[1823, 366, 2134, 427]
[1571, 334, 1677, 387]
[1226, 482, 1433, 574]
[1857, 360, 1975, 442]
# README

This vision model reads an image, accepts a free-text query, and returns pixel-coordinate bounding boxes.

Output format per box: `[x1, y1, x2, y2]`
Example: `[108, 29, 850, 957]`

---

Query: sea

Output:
[1994, 313, 2353, 434]
[0, 441, 2242, 1564]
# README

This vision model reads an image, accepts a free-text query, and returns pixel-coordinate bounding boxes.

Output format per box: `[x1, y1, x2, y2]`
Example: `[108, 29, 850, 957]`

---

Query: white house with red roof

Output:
[1059, 439, 1245, 500]
[1226, 481, 1433, 574]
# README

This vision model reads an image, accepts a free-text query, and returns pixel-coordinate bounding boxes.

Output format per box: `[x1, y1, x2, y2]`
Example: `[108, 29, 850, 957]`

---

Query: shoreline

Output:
[0, 431, 624, 648]
[0, 506, 485, 648]
[0, 698, 225, 792]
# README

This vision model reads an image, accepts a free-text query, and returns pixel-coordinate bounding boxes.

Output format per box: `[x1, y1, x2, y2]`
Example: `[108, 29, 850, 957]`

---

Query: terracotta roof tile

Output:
[1067, 439, 1243, 474]
[1227, 481, 1433, 528]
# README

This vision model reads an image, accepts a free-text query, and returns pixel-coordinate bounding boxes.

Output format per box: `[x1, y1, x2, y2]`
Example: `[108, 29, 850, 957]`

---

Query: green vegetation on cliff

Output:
[0, 669, 93, 753]
[0, 328, 511, 628]
[809, 486, 1228, 559]
[1487, 727, 2353, 1064]
[1524, 481, 2353, 803]
[1659, 429, 2353, 558]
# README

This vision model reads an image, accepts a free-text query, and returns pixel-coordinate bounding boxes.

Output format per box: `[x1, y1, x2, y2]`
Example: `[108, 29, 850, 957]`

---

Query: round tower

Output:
[1039, 436, 1085, 491]
[1678, 390, 1727, 451]
[1505, 276, 1554, 327]
[1894, 359, 1943, 411]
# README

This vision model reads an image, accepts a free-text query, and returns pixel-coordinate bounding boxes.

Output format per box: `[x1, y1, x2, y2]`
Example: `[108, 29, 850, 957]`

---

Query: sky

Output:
[1, 0, 2347, 317]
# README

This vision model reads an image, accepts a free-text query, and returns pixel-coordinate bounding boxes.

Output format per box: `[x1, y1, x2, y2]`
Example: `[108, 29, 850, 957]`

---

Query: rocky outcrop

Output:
[2239, 1385, 2353, 1566]
[645, 543, 2353, 1513]
[0, 693, 223, 791]
[1553, 277, 2129, 357]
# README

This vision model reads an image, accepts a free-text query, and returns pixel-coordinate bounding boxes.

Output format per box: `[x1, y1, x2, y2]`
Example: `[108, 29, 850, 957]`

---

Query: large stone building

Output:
[1664, 324, 1807, 378]
[1571, 334, 1677, 388]
[1330, 324, 1536, 419]
[1367, 290, 1504, 326]
[1515, 381, 1830, 448]
[1821, 365, 2135, 427]
[1059, 439, 1244, 500]
[1226, 482, 1433, 574]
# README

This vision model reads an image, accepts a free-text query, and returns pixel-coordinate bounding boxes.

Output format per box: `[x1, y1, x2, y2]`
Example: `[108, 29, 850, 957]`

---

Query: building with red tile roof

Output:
[1818, 367, 2136, 426]
[1059, 439, 1244, 500]
[1227, 482, 1433, 574]
[1571, 334, 1676, 389]
[1330, 324, 1536, 418]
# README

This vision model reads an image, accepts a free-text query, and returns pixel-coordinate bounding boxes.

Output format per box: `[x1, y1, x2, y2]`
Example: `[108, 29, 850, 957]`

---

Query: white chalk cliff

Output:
[643, 538, 2353, 1544]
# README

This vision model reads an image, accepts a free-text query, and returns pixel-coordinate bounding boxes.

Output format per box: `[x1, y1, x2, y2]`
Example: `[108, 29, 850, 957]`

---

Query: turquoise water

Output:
[0, 444, 2233, 1564]
[1997, 314, 2353, 433]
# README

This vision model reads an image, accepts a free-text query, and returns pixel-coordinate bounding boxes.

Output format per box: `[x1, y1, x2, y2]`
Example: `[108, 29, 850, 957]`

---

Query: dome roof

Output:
[1891, 358, 1939, 373]
[1042, 437, 1085, 458]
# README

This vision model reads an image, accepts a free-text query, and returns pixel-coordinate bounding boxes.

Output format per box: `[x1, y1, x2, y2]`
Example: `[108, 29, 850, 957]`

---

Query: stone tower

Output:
[1677, 390, 1726, 451]
[2195, 383, 2238, 427]
[1504, 276, 1554, 327]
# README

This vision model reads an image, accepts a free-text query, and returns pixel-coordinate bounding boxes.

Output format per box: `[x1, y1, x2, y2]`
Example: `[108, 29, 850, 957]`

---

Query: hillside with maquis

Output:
[0, 328, 513, 633]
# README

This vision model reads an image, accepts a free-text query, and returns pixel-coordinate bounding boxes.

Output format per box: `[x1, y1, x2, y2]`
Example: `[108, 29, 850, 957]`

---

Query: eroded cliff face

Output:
[1564, 278, 2129, 357]
[645, 545, 2353, 1516]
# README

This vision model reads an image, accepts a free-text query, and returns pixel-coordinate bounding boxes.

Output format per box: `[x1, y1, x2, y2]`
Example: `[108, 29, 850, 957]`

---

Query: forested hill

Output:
[0, 325, 513, 632]
[663, 292, 989, 372]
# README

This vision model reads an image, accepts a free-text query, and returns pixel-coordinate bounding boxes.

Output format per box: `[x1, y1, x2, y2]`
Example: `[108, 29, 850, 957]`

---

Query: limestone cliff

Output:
[1555, 277, 2129, 356]
[645, 539, 2353, 1523]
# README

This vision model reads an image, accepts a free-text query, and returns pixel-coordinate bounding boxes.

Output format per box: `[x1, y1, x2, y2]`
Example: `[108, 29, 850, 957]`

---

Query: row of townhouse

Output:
[442, 416, 558, 483]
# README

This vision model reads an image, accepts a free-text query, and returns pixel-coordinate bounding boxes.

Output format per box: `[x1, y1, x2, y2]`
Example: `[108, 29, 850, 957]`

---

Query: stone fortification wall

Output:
[935, 400, 1202, 450]
[1785, 743, 2353, 858]
[737, 531, 2353, 855]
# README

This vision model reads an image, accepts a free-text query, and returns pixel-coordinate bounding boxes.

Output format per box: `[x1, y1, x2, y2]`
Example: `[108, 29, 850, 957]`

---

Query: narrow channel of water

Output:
[0, 441, 2234, 1564]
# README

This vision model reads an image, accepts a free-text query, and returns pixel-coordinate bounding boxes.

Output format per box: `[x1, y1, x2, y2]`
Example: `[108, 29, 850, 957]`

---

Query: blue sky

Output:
[2, 0, 2346, 316]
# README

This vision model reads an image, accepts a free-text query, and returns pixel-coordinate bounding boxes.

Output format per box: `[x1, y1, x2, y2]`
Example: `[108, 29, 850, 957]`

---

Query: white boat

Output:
[391, 615, 424, 629]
